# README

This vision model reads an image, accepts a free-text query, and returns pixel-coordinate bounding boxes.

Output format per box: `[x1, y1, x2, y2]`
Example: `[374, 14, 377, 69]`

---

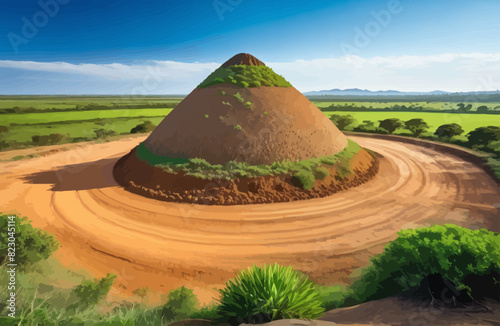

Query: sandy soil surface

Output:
[0, 135, 498, 304]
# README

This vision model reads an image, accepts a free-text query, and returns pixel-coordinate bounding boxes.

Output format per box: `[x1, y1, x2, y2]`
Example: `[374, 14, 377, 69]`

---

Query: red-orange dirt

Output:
[113, 146, 378, 205]
[1, 135, 498, 303]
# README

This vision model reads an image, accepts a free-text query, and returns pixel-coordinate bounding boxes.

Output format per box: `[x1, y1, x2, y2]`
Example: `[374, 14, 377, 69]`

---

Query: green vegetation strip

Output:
[198, 65, 292, 88]
[3, 109, 172, 125]
[136, 139, 361, 181]
[2, 213, 498, 326]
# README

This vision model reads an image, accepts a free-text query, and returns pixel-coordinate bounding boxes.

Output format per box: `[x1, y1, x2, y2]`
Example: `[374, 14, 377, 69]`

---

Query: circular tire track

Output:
[0, 135, 498, 297]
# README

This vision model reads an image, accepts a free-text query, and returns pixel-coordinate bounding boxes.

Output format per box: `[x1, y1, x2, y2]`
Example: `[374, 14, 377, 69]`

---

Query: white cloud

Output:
[0, 53, 499, 94]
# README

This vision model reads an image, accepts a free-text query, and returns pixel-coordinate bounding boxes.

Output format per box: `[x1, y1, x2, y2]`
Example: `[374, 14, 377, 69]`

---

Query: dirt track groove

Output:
[0, 135, 498, 301]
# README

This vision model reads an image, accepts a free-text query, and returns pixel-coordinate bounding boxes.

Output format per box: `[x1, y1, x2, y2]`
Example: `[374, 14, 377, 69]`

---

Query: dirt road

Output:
[1, 135, 498, 303]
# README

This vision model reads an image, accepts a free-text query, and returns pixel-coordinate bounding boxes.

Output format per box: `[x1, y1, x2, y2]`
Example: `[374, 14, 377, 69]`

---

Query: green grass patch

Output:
[136, 139, 361, 181]
[3, 108, 172, 125]
[217, 263, 324, 324]
[198, 65, 292, 88]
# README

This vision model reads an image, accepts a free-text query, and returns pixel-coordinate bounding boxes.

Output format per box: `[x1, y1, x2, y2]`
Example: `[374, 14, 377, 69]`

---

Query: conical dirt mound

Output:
[114, 53, 378, 205]
[143, 53, 348, 165]
[220, 52, 266, 68]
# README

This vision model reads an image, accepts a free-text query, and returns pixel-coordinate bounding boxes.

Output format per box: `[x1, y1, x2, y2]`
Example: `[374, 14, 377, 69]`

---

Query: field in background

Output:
[323, 111, 495, 134]
[0, 96, 498, 152]
[311, 101, 500, 110]
[0, 95, 184, 109]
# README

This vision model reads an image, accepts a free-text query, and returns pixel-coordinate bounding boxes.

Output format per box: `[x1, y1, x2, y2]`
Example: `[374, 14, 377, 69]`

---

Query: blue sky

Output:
[0, 0, 499, 94]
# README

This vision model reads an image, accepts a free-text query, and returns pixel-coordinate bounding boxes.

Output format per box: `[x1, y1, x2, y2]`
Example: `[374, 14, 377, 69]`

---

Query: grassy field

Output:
[5, 117, 167, 142]
[311, 101, 500, 111]
[323, 111, 498, 134]
[3, 108, 172, 125]
[0, 96, 498, 151]
[0, 96, 183, 110]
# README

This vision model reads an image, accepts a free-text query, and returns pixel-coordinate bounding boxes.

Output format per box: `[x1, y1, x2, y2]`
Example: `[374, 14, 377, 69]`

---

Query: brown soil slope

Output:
[113, 145, 378, 205]
[143, 85, 348, 165]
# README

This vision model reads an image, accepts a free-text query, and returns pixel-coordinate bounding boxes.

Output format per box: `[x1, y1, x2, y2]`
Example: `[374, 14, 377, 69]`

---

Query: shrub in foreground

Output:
[161, 286, 199, 322]
[73, 273, 117, 309]
[0, 213, 59, 269]
[217, 263, 324, 325]
[345, 224, 500, 305]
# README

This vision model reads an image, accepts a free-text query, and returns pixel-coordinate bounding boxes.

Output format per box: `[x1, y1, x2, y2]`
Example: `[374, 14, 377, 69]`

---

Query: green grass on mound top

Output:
[198, 65, 293, 88]
[136, 139, 362, 183]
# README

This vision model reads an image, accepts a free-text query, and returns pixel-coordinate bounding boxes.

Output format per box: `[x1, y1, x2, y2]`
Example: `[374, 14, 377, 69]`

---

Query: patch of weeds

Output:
[233, 92, 245, 103]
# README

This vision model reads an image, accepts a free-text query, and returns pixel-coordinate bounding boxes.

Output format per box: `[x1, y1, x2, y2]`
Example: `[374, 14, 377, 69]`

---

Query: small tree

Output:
[476, 105, 490, 113]
[379, 118, 404, 134]
[329, 114, 357, 130]
[405, 118, 429, 137]
[456, 103, 472, 112]
[468, 126, 500, 147]
[434, 123, 464, 140]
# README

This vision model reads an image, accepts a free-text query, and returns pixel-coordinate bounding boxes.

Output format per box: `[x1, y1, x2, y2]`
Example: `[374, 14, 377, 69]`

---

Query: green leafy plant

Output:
[73, 273, 117, 309]
[405, 118, 429, 137]
[93, 128, 116, 139]
[291, 170, 316, 189]
[161, 286, 199, 322]
[434, 123, 464, 140]
[379, 118, 405, 134]
[313, 166, 330, 180]
[0, 214, 59, 269]
[329, 114, 357, 130]
[468, 126, 500, 147]
[217, 264, 324, 325]
[130, 120, 156, 134]
[345, 225, 500, 304]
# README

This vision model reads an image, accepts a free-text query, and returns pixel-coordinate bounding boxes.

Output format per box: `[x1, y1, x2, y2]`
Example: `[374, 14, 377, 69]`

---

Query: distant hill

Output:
[303, 88, 499, 97]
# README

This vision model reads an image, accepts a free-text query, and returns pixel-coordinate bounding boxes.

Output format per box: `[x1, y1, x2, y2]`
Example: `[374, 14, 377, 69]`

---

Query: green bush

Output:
[130, 120, 156, 134]
[217, 264, 324, 325]
[94, 128, 116, 139]
[291, 170, 316, 190]
[73, 273, 117, 309]
[345, 225, 500, 304]
[468, 126, 500, 147]
[161, 286, 199, 322]
[0, 214, 59, 269]
[313, 166, 330, 180]
[318, 285, 349, 311]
